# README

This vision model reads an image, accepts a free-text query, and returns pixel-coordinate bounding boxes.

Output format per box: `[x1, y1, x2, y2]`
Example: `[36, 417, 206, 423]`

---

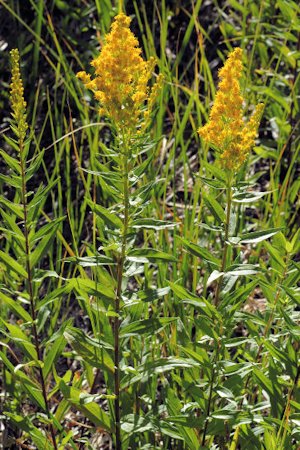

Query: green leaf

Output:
[25, 150, 45, 182]
[203, 160, 226, 181]
[207, 269, 224, 285]
[203, 192, 226, 224]
[0, 291, 32, 322]
[232, 190, 273, 203]
[0, 149, 21, 174]
[64, 327, 114, 373]
[31, 216, 65, 243]
[169, 282, 216, 317]
[225, 264, 259, 277]
[121, 414, 154, 434]
[179, 346, 210, 365]
[43, 333, 67, 379]
[180, 237, 220, 266]
[166, 388, 200, 449]
[131, 218, 177, 230]
[64, 255, 114, 267]
[120, 317, 178, 337]
[30, 219, 63, 268]
[122, 358, 198, 388]
[0, 208, 25, 247]
[0, 251, 27, 278]
[4, 413, 51, 448]
[211, 408, 237, 420]
[127, 248, 177, 263]
[0, 197, 23, 219]
[253, 368, 275, 396]
[0, 174, 22, 189]
[164, 415, 204, 428]
[240, 228, 283, 244]
[86, 198, 123, 229]
[60, 380, 113, 431]
[72, 278, 115, 301]
[37, 282, 75, 310]
[27, 179, 59, 222]
[168, 283, 199, 301]
[0, 351, 45, 410]
[264, 241, 285, 268]
[137, 286, 170, 302]
[0, 318, 38, 361]
[199, 176, 226, 189]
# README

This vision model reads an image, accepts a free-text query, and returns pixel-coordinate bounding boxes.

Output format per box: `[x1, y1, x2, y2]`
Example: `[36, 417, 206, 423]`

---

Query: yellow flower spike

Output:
[10, 48, 28, 143]
[77, 13, 161, 134]
[198, 48, 263, 172]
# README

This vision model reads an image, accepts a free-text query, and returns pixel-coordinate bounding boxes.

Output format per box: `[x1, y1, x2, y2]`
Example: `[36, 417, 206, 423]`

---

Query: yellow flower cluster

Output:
[77, 13, 162, 133]
[198, 48, 264, 171]
[10, 48, 28, 142]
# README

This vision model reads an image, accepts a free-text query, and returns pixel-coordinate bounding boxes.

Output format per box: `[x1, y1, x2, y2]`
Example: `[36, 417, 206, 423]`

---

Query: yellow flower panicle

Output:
[10, 48, 28, 143]
[198, 48, 264, 171]
[77, 13, 162, 132]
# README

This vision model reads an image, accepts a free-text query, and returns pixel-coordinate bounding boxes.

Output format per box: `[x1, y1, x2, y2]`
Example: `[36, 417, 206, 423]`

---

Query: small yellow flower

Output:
[77, 13, 162, 133]
[10, 48, 28, 142]
[198, 48, 263, 171]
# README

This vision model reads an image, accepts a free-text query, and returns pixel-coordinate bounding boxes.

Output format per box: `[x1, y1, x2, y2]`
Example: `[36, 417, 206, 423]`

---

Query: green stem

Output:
[201, 343, 220, 447]
[19, 138, 58, 450]
[215, 174, 233, 306]
[202, 174, 233, 446]
[114, 134, 130, 450]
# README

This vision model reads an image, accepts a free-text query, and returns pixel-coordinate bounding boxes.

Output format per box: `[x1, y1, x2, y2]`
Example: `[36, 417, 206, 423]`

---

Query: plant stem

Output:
[19, 139, 58, 450]
[215, 174, 233, 306]
[201, 343, 220, 446]
[114, 135, 130, 450]
[202, 174, 233, 445]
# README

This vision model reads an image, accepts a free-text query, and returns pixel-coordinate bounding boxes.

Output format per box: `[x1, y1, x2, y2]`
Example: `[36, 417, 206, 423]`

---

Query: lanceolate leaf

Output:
[120, 317, 178, 337]
[0, 149, 21, 173]
[0, 291, 32, 322]
[60, 380, 113, 432]
[64, 327, 114, 373]
[233, 190, 273, 203]
[30, 219, 64, 268]
[203, 192, 226, 224]
[43, 333, 67, 379]
[86, 198, 123, 229]
[127, 248, 177, 263]
[122, 358, 198, 388]
[0, 197, 23, 219]
[4, 414, 50, 448]
[0, 251, 27, 278]
[71, 278, 115, 301]
[0, 351, 45, 410]
[240, 227, 283, 244]
[180, 237, 220, 267]
[131, 218, 177, 230]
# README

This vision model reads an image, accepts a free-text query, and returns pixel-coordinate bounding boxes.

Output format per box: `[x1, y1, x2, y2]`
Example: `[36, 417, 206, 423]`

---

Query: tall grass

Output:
[0, 1, 299, 449]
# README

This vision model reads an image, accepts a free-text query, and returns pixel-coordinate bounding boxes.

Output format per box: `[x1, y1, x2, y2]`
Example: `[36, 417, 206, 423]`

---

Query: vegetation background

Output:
[0, 0, 299, 449]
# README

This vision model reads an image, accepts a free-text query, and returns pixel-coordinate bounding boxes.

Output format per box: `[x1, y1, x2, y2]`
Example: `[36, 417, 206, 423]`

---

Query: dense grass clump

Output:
[0, 1, 299, 449]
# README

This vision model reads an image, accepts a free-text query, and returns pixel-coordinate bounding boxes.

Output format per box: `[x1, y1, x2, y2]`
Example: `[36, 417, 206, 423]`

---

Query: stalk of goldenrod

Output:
[198, 48, 264, 446]
[10, 48, 58, 450]
[198, 47, 264, 306]
[113, 133, 130, 448]
[77, 13, 162, 449]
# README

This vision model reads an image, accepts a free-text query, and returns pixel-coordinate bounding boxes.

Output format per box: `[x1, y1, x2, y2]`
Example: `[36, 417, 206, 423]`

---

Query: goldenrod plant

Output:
[0, 2, 299, 449]
[198, 47, 265, 307]
[0, 49, 62, 449]
[76, 13, 168, 450]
